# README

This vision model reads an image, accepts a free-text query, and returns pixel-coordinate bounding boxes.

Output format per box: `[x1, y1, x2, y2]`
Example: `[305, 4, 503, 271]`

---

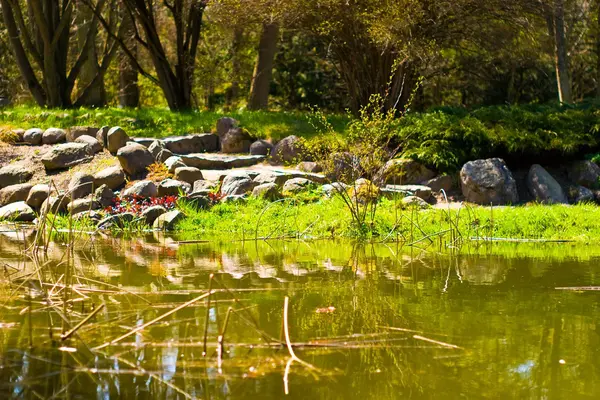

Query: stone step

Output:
[180, 153, 266, 170]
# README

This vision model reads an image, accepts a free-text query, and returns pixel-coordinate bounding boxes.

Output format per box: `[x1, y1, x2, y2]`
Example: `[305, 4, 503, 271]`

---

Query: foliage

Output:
[0, 128, 18, 144]
[105, 195, 178, 216]
[146, 162, 172, 182]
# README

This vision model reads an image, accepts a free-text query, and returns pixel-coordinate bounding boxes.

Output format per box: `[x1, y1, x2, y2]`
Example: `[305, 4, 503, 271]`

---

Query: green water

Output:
[0, 231, 599, 399]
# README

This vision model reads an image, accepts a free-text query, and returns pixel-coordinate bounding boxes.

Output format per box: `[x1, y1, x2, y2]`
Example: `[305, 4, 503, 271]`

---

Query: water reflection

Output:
[0, 229, 599, 398]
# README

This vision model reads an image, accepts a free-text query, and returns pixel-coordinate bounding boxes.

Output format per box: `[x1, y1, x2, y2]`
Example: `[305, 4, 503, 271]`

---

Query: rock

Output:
[157, 179, 191, 196]
[0, 164, 34, 189]
[220, 128, 252, 153]
[67, 126, 97, 142]
[270, 135, 302, 165]
[106, 126, 130, 154]
[67, 198, 101, 214]
[23, 128, 43, 145]
[0, 183, 34, 206]
[96, 126, 109, 147]
[181, 153, 265, 170]
[117, 143, 155, 177]
[402, 196, 430, 209]
[382, 184, 432, 200]
[422, 175, 454, 193]
[74, 135, 102, 153]
[122, 180, 158, 198]
[164, 156, 187, 173]
[41, 195, 69, 214]
[187, 194, 211, 209]
[252, 183, 281, 200]
[94, 184, 115, 207]
[162, 134, 219, 154]
[93, 166, 125, 190]
[221, 172, 257, 196]
[567, 160, 600, 187]
[253, 171, 291, 186]
[26, 184, 52, 208]
[11, 129, 25, 142]
[41, 143, 93, 171]
[153, 210, 183, 230]
[321, 182, 349, 197]
[567, 185, 594, 204]
[249, 140, 273, 156]
[527, 164, 568, 204]
[174, 167, 203, 185]
[380, 158, 435, 185]
[68, 172, 95, 199]
[216, 117, 239, 137]
[42, 128, 66, 144]
[326, 152, 361, 181]
[297, 161, 322, 173]
[148, 140, 173, 163]
[349, 178, 380, 203]
[0, 202, 35, 222]
[460, 158, 518, 205]
[97, 212, 135, 229]
[131, 138, 155, 147]
[141, 205, 167, 225]
[193, 180, 219, 193]
[283, 178, 315, 194]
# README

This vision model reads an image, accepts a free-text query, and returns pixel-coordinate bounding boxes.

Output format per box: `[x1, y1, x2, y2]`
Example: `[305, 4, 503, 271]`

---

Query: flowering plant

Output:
[105, 195, 179, 216]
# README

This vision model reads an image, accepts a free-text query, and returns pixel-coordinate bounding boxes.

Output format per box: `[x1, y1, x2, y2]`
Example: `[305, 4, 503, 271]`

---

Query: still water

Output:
[0, 230, 599, 399]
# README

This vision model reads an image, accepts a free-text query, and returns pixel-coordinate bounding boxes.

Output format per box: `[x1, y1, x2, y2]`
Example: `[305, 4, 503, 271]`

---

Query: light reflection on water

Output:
[0, 230, 599, 398]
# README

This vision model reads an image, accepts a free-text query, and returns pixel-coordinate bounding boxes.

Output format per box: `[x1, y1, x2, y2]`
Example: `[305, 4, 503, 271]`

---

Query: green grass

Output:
[0, 105, 348, 140]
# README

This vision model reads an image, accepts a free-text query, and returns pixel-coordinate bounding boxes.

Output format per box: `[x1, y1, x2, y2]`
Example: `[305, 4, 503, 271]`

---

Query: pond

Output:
[0, 230, 599, 399]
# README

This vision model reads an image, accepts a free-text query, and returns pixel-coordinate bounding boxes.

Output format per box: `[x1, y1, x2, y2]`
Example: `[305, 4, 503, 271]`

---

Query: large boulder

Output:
[326, 152, 361, 181]
[283, 178, 315, 194]
[68, 172, 95, 199]
[67, 198, 101, 214]
[422, 175, 454, 193]
[527, 164, 568, 204]
[164, 156, 187, 173]
[41, 143, 93, 171]
[67, 126, 97, 142]
[116, 143, 155, 177]
[253, 171, 290, 186]
[567, 160, 600, 187]
[96, 126, 109, 148]
[0, 202, 35, 222]
[93, 166, 125, 190]
[221, 172, 257, 196]
[379, 158, 435, 185]
[94, 184, 115, 207]
[141, 205, 167, 226]
[180, 153, 265, 169]
[567, 185, 594, 204]
[23, 128, 43, 145]
[270, 135, 302, 165]
[249, 140, 273, 156]
[122, 180, 158, 198]
[216, 117, 239, 137]
[41, 195, 69, 214]
[382, 184, 432, 201]
[0, 183, 34, 206]
[148, 140, 173, 163]
[106, 126, 130, 154]
[252, 183, 280, 200]
[26, 184, 52, 208]
[157, 179, 191, 196]
[460, 158, 518, 205]
[153, 210, 184, 230]
[97, 213, 135, 229]
[193, 180, 219, 193]
[220, 128, 252, 153]
[162, 134, 219, 154]
[174, 167, 203, 185]
[297, 161, 322, 173]
[42, 128, 66, 145]
[74, 135, 102, 153]
[0, 164, 34, 189]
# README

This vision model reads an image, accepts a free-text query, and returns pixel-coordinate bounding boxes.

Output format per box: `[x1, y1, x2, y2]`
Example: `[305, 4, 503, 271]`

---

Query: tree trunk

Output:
[546, 0, 572, 104]
[226, 27, 244, 107]
[248, 23, 279, 110]
[118, 10, 139, 108]
[77, 5, 106, 107]
[596, 0, 600, 98]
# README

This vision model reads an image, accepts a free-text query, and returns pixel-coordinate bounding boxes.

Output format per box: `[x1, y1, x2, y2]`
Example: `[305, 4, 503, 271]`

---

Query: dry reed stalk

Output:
[61, 304, 105, 340]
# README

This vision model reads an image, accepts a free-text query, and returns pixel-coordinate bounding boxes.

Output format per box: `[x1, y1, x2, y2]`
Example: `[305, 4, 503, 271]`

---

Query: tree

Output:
[118, 9, 139, 108]
[0, 0, 120, 108]
[247, 22, 278, 109]
[543, 0, 573, 103]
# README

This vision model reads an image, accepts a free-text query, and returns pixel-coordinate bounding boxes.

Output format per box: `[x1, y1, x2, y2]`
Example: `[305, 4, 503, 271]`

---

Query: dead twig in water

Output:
[412, 334, 462, 349]
[61, 304, 105, 341]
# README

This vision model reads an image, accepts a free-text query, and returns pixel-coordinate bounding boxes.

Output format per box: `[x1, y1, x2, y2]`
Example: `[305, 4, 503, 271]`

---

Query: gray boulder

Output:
[174, 167, 203, 185]
[0, 164, 34, 189]
[252, 183, 280, 200]
[221, 172, 257, 196]
[94, 184, 115, 207]
[157, 179, 191, 197]
[41, 143, 93, 170]
[162, 134, 219, 154]
[23, 128, 43, 145]
[283, 178, 314, 194]
[253, 171, 290, 186]
[220, 128, 252, 153]
[460, 158, 518, 205]
[153, 210, 183, 230]
[93, 166, 125, 190]
[148, 140, 173, 163]
[422, 175, 454, 193]
[67, 198, 101, 214]
[527, 164, 568, 204]
[271, 135, 302, 165]
[26, 184, 52, 208]
[106, 126, 130, 154]
[122, 180, 158, 198]
[97, 212, 135, 229]
[193, 180, 219, 193]
[567, 185, 594, 204]
[67, 126, 97, 142]
[41, 195, 69, 215]
[249, 140, 273, 156]
[382, 184, 432, 201]
[297, 161, 322, 173]
[380, 158, 435, 185]
[0, 201, 35, 222]
[0, 183, 34, 206]
[74, 135, 102, 153]
[164, 156, 187, 173]
[96, 126, 109, 147]
[42, 128, 66, 145]
[180, 153, 265, 169]
[321, 182, 349, 197]
[402, 196, 430, 209]
[567, 160, 600, 187]
[216, 117, 239, 137]
[141, 205, 167, 226]
[11, 129, 25, 142]
[117, 143, 155, 177]
[68, 172, 95, 199]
